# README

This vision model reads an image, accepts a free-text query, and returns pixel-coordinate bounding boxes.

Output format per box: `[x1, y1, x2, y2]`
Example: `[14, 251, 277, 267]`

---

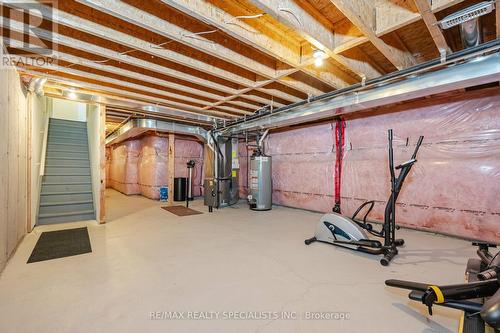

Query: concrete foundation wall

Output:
[240, 89, 500, 243]
[0, 61, 29, 271]
[107, 135, 203, 200]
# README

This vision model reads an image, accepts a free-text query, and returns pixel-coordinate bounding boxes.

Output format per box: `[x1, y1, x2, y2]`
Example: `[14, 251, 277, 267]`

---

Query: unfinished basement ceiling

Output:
[1, 0, 498, 133]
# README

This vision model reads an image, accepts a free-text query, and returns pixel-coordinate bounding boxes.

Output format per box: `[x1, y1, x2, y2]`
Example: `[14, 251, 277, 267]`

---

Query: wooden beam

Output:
[12, 56, 252, 115]
[0, 16, 244, 99]
[375, 2, 420, 36]
[3, 3, 308, 109]
[167, 133, 175, 206]
[17, 67, 237, 119]
[75, 0, 325, 96]
[161, 0, 350, 90]
[4, 2, 304, 104]
[414, 0, 451, 54]
[333, 0, 464, 55]
[247, 0, 381, 79]
[330, 0, 417, 70]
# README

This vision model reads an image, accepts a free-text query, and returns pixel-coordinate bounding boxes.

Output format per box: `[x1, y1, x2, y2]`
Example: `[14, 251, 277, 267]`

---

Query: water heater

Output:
[248, 151, 272, 211]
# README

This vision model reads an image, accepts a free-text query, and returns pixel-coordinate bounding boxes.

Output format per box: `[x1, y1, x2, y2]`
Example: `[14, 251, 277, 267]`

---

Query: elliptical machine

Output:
[304, 129, 424, 266]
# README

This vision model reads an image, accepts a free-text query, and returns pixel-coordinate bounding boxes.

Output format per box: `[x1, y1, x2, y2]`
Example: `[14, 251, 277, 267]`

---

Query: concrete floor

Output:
[0, 189, 479, 333]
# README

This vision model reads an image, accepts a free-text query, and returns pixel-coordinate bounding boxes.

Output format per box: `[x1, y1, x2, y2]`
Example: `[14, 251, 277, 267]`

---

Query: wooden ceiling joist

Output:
[5, 2, 301, 108]
[1, 6, 290, 110]
[1, 0, 493, 126]
[329, 0, 417, 70]
[160, 0, 351, 90]
[331, 0, 465, 56]
[247, 0, 382, 79]
[74, 0, 327, 97]
[44, 81, 223, 123]
[414, 0, 451, 54]
[19, 67, 237, 119]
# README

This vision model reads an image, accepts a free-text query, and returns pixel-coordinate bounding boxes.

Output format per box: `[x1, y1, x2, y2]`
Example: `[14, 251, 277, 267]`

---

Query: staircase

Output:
[38, 118, 95, 225]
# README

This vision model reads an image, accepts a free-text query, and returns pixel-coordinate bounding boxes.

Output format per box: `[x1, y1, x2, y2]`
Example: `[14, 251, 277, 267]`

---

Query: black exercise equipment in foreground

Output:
[386, 243, 500, 332]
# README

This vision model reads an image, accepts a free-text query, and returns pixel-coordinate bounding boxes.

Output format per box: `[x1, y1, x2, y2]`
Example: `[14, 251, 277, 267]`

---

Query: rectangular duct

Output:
[105, 119, 208, 145]
[219, 53, 500, 135]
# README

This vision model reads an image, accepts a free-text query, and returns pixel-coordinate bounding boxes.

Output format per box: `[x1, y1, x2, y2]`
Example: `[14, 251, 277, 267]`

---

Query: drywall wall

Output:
[51, 98, 86, 122]
[29, 94, 48, 231]
[107, 135, 204, 200]
[240, 88, 500, 243]
[87, 104, 106, 223]
[0, 56, 29, 271]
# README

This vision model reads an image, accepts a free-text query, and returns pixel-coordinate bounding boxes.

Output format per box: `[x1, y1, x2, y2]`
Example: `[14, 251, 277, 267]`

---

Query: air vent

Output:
[438, 1, 494, 29]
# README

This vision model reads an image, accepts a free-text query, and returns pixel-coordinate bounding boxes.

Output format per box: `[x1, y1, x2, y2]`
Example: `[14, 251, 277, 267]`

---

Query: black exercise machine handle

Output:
[385, 279, 430, 291]
[412, 136, 424, 159]
[351, 200, 375, 223]
[388, 129, 395, 180]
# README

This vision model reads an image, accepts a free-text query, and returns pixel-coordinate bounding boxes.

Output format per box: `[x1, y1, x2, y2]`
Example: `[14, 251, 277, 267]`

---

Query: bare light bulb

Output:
[312, 49, 325, 67]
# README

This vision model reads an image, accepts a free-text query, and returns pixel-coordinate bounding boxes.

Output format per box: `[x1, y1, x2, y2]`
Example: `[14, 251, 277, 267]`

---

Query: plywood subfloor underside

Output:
[0, 189, 476, 333]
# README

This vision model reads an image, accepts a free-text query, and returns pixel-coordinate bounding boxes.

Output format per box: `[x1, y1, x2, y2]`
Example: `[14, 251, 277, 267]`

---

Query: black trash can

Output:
[174, 177, 187, 201]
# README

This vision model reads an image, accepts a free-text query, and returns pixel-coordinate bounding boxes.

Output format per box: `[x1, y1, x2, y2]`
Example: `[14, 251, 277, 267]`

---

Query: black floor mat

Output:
[27, 227, 92, 263]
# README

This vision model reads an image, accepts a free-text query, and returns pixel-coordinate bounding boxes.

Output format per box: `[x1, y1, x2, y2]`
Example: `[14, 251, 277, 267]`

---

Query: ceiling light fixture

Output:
[313, 49, 325, 67]
[67, 89, 77, 100]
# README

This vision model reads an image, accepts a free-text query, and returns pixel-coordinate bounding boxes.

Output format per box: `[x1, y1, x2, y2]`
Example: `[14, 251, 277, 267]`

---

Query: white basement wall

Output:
[51, 98, 86, 122]
[87, 103, 105, 223]
[0, 48, 29, 272]
[29, 95, 49, 231]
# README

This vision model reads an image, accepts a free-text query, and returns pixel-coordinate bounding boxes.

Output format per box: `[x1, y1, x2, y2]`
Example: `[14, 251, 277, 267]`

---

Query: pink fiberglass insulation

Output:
[245, 88, 500, 242]
[138, 136, 168, 199]
[106, 135, 205, 200]
[174, 139, 204, 197]
[342, 89, 500, 243]
[265, 124, 336, 213]
[108, 139, 141, 195]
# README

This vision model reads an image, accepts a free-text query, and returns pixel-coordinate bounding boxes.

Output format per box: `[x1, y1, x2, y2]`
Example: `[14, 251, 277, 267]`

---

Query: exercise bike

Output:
[304, 129, 424, 266]
[386, 243, 500, 332]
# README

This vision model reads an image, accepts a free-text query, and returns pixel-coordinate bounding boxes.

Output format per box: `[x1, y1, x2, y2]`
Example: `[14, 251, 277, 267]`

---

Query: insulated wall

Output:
[107, 135, 203, 200]
[240, 88, 500, 243]
[174, 138, 204, 197]
[0, 61, 29, 271]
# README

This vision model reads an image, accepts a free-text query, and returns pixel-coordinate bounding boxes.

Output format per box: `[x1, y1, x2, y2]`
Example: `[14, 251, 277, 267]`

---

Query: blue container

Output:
[159, 187, 168, 202]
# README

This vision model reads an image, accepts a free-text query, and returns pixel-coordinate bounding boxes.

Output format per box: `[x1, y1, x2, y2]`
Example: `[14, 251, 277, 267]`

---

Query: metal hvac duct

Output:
[218, 51, 500, 135]
[105, 118, 208, 145]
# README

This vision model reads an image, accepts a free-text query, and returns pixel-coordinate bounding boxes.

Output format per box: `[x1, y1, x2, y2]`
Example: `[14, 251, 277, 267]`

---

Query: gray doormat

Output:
[27, 227, 92, 263]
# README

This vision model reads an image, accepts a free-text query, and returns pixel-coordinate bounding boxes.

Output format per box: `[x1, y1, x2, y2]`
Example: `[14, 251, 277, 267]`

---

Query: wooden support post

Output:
[99, 104, 106, 223]
[168, 132, 175, 206]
